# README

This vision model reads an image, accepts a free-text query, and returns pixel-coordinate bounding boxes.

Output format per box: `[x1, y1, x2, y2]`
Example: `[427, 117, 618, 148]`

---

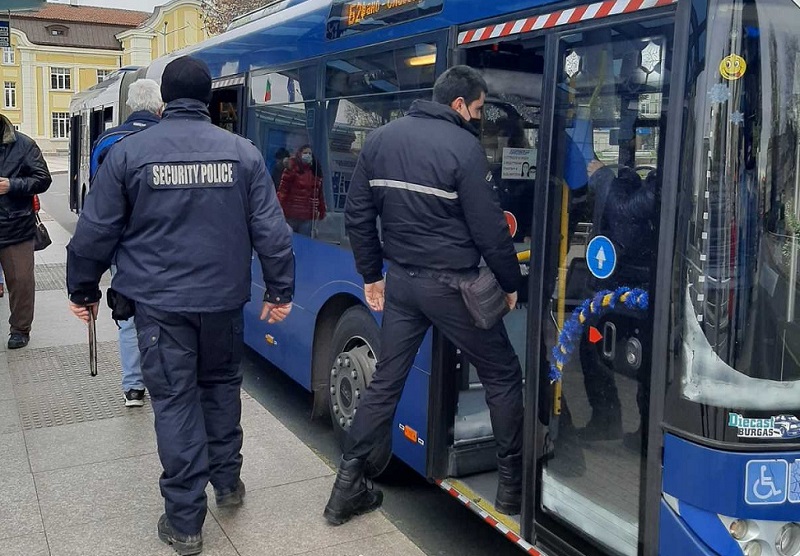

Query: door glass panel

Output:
[448, 40, 545, 471]
[540, 20, 672, 556]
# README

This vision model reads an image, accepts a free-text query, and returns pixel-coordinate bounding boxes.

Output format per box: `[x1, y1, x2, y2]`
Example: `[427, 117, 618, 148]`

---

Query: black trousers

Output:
[135, 304, 245, 535]
[345, 265, 524, 461]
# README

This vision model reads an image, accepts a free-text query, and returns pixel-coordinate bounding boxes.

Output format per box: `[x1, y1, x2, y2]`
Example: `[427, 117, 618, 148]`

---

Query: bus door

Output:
[69, 112, 82, 212]
[210, 75, 246, 135]
[528, 14, 675, 556]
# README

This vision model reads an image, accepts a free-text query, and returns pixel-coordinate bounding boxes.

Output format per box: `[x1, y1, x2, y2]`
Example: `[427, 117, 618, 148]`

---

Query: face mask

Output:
[301, 153, 313, 165]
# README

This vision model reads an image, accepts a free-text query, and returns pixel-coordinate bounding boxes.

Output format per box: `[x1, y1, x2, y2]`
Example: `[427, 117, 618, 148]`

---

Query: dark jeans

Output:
[135, 304, 245, 535]
[0, 239, 35, 335]
[345, 264, 524, 461]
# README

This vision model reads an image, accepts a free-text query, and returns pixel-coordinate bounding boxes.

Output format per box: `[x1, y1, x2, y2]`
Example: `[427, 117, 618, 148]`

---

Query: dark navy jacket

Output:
[90, 110, 161, 179]
[67, 98, 295, 312]
[345, 99, 521, 293]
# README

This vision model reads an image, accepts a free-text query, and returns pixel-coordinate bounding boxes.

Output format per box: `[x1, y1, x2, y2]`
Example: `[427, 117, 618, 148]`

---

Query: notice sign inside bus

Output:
[327, 0, 443, 39]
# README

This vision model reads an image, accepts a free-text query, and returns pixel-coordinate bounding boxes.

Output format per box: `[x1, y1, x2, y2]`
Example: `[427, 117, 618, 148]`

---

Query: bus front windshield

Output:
[674, 0, 800, 411]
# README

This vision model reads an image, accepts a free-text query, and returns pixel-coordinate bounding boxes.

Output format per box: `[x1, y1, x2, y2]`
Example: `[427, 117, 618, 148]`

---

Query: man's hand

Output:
[70, 302, 98, 324]
[505, 291, 518, 311]
[261, 302, 292, 324]
[365, 279, 385, 312]
[0, 178, 10, 195]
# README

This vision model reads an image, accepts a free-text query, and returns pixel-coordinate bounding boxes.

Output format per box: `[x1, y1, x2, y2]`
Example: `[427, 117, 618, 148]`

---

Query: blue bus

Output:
[72, 0, 800, 553]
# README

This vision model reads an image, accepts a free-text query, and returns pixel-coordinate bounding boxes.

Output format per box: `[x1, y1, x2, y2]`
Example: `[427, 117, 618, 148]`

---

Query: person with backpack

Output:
[89, 78, 163, 407]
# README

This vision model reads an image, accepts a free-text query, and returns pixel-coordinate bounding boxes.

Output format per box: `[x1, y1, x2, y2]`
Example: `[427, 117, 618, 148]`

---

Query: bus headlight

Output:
[776, 523, 800, 556]
[730, 519, 750, 540]
[744, 541, 764, 556]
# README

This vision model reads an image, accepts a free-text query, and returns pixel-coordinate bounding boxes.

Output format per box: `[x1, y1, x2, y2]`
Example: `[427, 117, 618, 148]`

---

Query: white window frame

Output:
[51, 112, 69, 139]
[96, 69, 112, 83]
[3, 81, 16, 109]
[50, 67, 71, 91]
[2, 47, 14, 65]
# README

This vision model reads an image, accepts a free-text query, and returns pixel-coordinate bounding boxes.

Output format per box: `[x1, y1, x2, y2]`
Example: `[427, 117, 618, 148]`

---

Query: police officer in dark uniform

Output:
[323, 66, 524, 525]
[66, 56, 294, 556]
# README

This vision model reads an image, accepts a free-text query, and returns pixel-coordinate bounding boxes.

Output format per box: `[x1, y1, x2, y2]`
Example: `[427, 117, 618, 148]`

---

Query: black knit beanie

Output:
[161, 56, 212, 105]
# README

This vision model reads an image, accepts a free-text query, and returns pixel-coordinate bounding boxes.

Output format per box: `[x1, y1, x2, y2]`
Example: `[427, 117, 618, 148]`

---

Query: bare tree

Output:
[202, 0, 270, 35]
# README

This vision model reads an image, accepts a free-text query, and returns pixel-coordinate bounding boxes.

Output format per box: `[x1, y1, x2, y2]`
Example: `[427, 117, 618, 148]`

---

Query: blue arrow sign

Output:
[586, 235, 616, 280]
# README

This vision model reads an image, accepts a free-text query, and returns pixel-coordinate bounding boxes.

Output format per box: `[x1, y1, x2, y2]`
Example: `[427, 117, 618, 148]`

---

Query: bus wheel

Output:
[327, 305, 392, 478]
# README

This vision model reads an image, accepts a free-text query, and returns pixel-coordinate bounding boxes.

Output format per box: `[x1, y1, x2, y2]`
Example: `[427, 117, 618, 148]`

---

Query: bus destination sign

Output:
[327, 0, 443, 39]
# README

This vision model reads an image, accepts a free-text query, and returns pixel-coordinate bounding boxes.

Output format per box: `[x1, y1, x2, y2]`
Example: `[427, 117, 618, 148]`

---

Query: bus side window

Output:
[319, 42, 439, 246]
[246, 66, 319, 237]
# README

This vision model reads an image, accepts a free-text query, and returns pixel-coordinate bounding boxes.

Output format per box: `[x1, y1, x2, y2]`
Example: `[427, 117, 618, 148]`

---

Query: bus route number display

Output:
[327, 0, 444, 39]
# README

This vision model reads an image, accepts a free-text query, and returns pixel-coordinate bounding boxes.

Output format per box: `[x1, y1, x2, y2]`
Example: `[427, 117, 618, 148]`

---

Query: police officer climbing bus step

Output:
[66, 56, 294, 556]
[324, 66, 525, 525]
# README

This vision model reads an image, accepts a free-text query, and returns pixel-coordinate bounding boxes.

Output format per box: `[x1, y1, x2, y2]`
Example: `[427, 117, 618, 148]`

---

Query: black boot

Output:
[324, 457, 384, 525]
[495, 452, 522, 515]
[157, 514, 203, 555]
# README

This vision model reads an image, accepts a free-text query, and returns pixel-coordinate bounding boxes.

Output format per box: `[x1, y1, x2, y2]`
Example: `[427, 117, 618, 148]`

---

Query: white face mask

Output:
[301, 153, 313, 165]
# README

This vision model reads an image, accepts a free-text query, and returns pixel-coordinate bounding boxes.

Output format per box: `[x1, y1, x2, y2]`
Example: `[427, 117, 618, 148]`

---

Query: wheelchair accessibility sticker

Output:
[745, 460, 788, 505]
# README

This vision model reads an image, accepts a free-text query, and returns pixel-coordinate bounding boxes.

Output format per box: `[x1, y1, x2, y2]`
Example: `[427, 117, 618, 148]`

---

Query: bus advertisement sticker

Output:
[790, 460, 800, 504]
[720, 54, 747, 80]
[745, 459, 788, 505]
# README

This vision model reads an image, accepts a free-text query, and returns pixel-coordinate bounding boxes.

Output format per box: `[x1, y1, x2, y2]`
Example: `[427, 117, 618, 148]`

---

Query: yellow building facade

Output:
[0, 0, 209, 152]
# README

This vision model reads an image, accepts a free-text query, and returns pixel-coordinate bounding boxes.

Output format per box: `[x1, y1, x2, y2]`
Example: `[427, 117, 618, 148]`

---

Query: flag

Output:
[264, 78, 272, 102]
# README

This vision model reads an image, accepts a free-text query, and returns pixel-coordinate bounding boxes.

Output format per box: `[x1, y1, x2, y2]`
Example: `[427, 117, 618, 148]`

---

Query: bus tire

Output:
[327, 305, 392, 479]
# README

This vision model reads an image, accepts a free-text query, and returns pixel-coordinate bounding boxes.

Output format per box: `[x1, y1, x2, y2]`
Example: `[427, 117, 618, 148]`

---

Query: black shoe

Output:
[123, 389, 145, 408]
[7, 333, 29, 350]
[577, 410, 623, 441]
[495, 452, 522, 515]
[323, 457, 384, 525]
[215, 479, 245, 508]
[157, 514, 202, 556]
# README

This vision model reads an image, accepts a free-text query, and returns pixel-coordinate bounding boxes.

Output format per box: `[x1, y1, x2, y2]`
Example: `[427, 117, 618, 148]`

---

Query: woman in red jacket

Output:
[278, 145, 326, 235]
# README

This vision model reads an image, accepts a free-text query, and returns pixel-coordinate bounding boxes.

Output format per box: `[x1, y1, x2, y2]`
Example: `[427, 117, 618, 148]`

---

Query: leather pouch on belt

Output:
[106, 288, 135, 321]
[458, 266, 510, 330]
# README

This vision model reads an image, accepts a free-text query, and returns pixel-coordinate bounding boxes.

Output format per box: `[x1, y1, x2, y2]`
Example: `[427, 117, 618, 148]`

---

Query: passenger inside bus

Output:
[278, 145, 326, 236]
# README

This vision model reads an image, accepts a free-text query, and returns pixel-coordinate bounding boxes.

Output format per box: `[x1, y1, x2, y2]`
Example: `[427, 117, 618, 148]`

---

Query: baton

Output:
[88, 312, 97, 377]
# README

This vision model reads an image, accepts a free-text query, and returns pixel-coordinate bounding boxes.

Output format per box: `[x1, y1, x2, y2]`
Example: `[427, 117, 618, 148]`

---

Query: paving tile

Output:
[0, 432, 31, 474]
[25, 413, 157, 472]
[0, 399, 21, 435]
[0, 532, 50, 556]
[212, 475, 394, 556]
[239, 397, 285, 433]
[47, 509, 237, 556]
[206, 425, 332, 501]
[13, 289, 119, 350]
[0, 369, 15, 401]
[0, 472, 44, 541]
[296, 531, 427, 556]
[35, 453, 164, 530]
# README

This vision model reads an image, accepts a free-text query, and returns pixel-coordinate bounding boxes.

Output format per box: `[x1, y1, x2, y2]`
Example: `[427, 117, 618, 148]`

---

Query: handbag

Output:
[33, 212, 51, 251]
[458, 266, 510, 330]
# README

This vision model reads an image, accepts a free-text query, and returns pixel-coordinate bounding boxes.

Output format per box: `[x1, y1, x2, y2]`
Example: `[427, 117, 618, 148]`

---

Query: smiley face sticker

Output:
[720, 54, 747, 80]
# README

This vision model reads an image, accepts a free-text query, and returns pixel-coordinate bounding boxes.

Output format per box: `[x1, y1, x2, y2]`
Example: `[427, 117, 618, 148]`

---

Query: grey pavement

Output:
[0, 213, 425, 555]
[44, 154, 68, 175]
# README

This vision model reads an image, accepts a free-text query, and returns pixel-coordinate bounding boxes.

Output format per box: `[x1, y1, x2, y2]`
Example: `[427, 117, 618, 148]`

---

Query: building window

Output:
[52, 112, 69, 139]
[2, 47, 14, 65]
[50, 67, 71, 90]
[96, 69, 112, 83]
[46, 24, 68, 37]
[3, 82, 16, 109]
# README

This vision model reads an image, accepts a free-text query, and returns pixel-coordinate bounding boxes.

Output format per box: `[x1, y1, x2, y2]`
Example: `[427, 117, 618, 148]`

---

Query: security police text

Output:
[150, 162, 236, 189]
